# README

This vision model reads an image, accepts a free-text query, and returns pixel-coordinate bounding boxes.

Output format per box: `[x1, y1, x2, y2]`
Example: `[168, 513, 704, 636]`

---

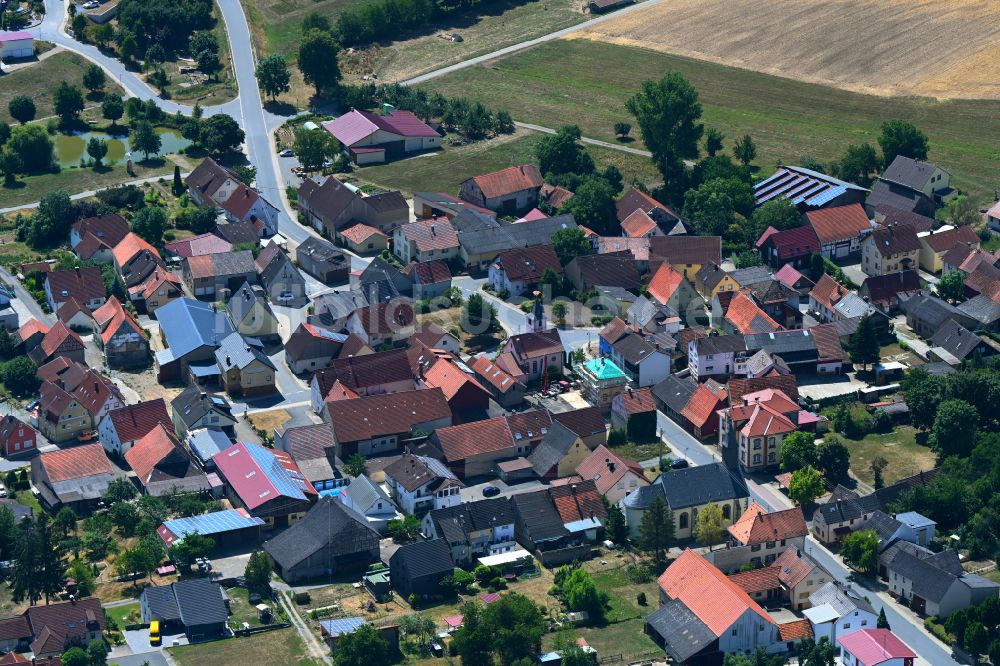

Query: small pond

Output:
[53, 128, 191, 167]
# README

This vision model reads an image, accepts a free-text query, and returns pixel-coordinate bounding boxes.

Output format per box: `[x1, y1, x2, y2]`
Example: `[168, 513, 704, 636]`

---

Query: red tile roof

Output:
[93, 297, 143, 344]
[112, 232, 160, 267]
[17, 318, 49, 343]
[758, 225, 821, 260]
[658, 549, 775, 636]
[73, 370, 123, 417]
[434, 416, 513, 462]
[550, 479, 606, 523]
[326, 389, 451, 443]
[575, 444, 648, 496]
[596, 237, 650, 262]
[339, 222, 387, 245]
[647, 263, 684, 305]
[466, 165, 543, 200]
[773, 547, 815, 588]
[806, 203, 870, 244]
[649, 235, 721, 266]
[861, 270, 920, 304]
[838, 629, 915, 664]
[621, 209, 658, 238]
[615, 387, 656, 415]
[165, 232, 234, 258]
[404, 259, 452, 285]
[136, 265, 183, 301]
[39, 443, 114, 483]
[778, 619, 814, 642]
[727, 376, 799, 403]
[72, 214, 130, 248]
[351, 300, 415, 336]
[400, 218, 459, 253]
[725, 291, 781, 334]
[869, 223, 921, 256]
[739, 402, 797, 438]
[680, 384, 726, 428]
[422, 356, 489, 402]
[492, 245, 562, 283]
[106, 399, 172, 444]
[774, 264, 813, 290]
[124, 423, 180, 484]
[56, 298, 93, 326]
[469, 356, 522, 394]
[46, 267, 104, 306]
[38, 321, 85, 359]
[920, 225, 979, 253]
[809, 274, 850, 310]
[615, 187, 678, 223]
[726, 503, 808, 545]
[552, 407, 606, 438]
[213, 443, 317, 509]
[728, 566, 781, 594]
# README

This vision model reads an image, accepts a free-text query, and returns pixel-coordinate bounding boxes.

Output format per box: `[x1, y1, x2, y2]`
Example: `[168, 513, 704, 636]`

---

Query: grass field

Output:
[169, 628, 323, 666]
[576, 0, 1000, 100]
[0, 51, 127, 125]
[836, 426, 936, 486]
[161, 3, 238, 104]
[105, 601, 141, 628]
[420, 39, 1000, 203]
[354, 129, 661, 196]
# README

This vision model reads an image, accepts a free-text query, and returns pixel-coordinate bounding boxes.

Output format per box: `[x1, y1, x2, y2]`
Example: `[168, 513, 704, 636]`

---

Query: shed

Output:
[0, 31, 33, 59]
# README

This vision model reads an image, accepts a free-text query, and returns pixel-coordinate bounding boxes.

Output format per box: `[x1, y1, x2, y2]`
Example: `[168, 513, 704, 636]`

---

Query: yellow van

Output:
[149, 620, 161, 646]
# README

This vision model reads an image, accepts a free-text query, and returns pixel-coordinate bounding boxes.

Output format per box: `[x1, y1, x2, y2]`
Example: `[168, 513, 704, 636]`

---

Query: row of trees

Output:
[334, 0, 507, 47]
[115, 0, 214, 60]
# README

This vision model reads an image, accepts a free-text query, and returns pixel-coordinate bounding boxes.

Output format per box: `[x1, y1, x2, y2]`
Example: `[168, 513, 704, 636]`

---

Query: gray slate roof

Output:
[865, 510, 903, 547]
[264, 496, 380, 570]
[227, 282, 275, 328]
[646, 600, 716, 661]
[957, 294, 1000, 326]
[215, 332, 276, 372]
[187, 428, 233, 463]
[173, 579, 228, 627]
[342, 475, 394, 514]
[808, 581, 876, 617]
[172, 386, 235, 429]
[427, 497, 514, 542]
[881, 156, 945, 192]
[527, 421, 580, 476]
[389, 538, 454, 578]
[931, 319, 983, 360]
[657, 462, 749, 510]
[458, 215, 577, 256]
[142, 585, 180, 622]
[512, 489, 569, 542]
[651, 375, 697, 414]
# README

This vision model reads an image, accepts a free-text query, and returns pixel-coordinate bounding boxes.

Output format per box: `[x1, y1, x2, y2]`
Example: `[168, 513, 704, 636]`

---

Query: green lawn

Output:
[836, 426, 936, 486]
[105, 602, 141, 628]
[169, 628, 324, 666]
[981, 234, 1000, 253]
[354, 129, 661, 196]
[0, 52, 127, 125]
[2, 158, 178, 210]
[420, 39, 1000, 203]
[13, 489, 41, 515]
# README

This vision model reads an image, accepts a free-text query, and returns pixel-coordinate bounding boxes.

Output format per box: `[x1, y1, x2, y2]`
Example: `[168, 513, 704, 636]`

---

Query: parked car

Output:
[0, 483, 6, 498]
[279, 149, 293, 157]
[482, 485, 501, 498]
[669, 458, 689, 470]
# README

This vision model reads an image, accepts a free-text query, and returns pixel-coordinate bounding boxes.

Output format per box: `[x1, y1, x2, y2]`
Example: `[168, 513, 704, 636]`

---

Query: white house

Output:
[0, 31, 33, 59]
[803, 582, 878, 646]
[383, 452, 463, 517]
[687, 334, 748, 382]
[186, 158, 279, 236]
[339, 475, 398, 533]
[610, 333, 671, 387]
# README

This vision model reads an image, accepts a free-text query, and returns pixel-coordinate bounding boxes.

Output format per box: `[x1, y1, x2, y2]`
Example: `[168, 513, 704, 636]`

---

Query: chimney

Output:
[226, 356, 231, 366]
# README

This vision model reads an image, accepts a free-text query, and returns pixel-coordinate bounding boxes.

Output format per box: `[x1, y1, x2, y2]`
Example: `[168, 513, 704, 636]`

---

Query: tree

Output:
[131, 206, 167, 245]
[965, 621, 988, 655]
[344, 453, 367, 478]
[638, 496, 674, 565]
[0, 328, 13, 360]
[82, 64, 106, 94]
[231, 165, 256, 186]
[256, 54, 291, 100]
[937, 270, 965, 303]
[0, 151, 22, 186]
[171, 165, 184, 196]
[244, 550, 272, 593]
[877, 607, 890, 630]
[559, 568, 607, 619]
[1, 357, 39, 396]
[732, 134, 756, 166]
[989, 640, 1000, 666]
[930, 399, 978, 457]
[780, 432, 817, 473]
[293, 128, 339, 171]
[301, 11, 331, 33]
[115, 543, 157, 582]
[101, 93, 124, 128]
[752, 197, 800, 232]
[298, 29, 341, 96]
[118, 32, 138, 63]
[551, 300, 567, 325]
[871, 456, 888, 490]
[902, 367, 942, 430]
[387, 515, 421, 542]
[199, 113, 245, 154]
[65, 558, 96, 596]
[605, 502, 628, 545]
[61, 647, 90, 666]
[799, 637, 836, 666]
[104, 477, 138, 504]
[704, 128, 724, 156]
[148, 68, 169, 95]
[695, 502, 724, 550]
[878, 120, 929, 166]
[334, 624, 390, 666]
[840, 529, 879, 572]
[8, 95, 35, 124]
[848, 314, 880, 371]
[941, 195, 980, 227]
[54, 506, 78, 536]
[682, 177, 754, 236]
[399, 613, 435, 647]
[723, 649, 786, 666]
[834, 143, 880, 187]
[93, 22, 113, 47]
[551, 227, 592, 266]
[87, 638, 107, 666]
[71, 12, 87, 37]
[613, 121, 631, 139]
[534, 125, 594, 178]
[462, 292, 496, 334]
[130, 120, 161, 160]
[788, 465, 824, 508]
[171, 533, 214, 565]
[87, 137, 108, 167]
[625, 73, 703, 204]
[53, 82, 85, 125]
[196, 49, 221, 79]
[817, 437, 851, 484]
[562, 177, 616, 235]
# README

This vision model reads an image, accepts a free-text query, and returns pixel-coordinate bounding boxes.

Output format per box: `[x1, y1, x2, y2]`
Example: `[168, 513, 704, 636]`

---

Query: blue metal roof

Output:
[245, 442, 311, 500]
[319, 617, 366, 638]
[157, 298, 235, 360]
[161, 508, 265, 540]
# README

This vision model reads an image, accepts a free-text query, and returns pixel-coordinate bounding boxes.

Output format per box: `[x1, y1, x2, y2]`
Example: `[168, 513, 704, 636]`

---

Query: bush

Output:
[924, 617, 954, 644]
[626, 565, 651, 584]
[608, 428, 627, 446]
[636, 592, 646, 606]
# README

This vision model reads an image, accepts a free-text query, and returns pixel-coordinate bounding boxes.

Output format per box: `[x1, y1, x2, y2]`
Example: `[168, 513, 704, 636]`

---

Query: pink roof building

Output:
[323, 109, 440, 163]
[837, 629, 915, 666]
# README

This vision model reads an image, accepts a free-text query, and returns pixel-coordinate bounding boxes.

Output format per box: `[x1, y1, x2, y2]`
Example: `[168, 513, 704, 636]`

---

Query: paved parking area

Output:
[460, 477, 544, 503]
[123, 629, 188, 654]
[208, 551, 253, 580]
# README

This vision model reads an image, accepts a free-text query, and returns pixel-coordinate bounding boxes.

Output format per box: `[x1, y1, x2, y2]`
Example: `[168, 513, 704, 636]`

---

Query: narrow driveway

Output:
[0, 266, 54, 325]
[278, 591, 331, 664]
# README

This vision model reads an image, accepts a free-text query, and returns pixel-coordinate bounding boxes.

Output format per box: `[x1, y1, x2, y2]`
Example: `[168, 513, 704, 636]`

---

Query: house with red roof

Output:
[113, 232, 164, 288]
[718, 387, 804, 471]
[720, 290, 782, 335]
[498, 329, 564, 383]
[615, 187, 683, 235]
[212, 442, 317, 527]
[0, 416, 36, 459]
[646, 263, 698, 315]
[805, 203, 871, 260]
[325, 389, 452, 459]
[431, 415, 520, 479]
[574, 444, 649, 504]
[727, 503, 808, 557]
[0, 31, 33, 59]
[646, 549, 779, 663]
[71, 214, 130, 263]
[44, 266, 106, 313]
[620, 209, 662, 238]
[338, 222, 389, 255]
[488, 245, 562, 298]
[459, 165, 544, 213]
[404, 259, 452, 300]
[727, 546, 828, 611]
[862, 222, 921, 277]
[98, 398, 172, 455]
[345, 300, 416, 347]
[14, 318, 49, 355]
[756, 224, 821, 270]
[917, 224, 979, 274]
[298, 176, 409, 238]
[323, 109, 440, 165]
[165, 232, 234, 258]
[838, 629, 915, 666]
[420, 356, 490, 418]
[93, 297, 149, 368]
[859, 270, 921, 313]
[30, 443, 118, 512]
[393, 217, 460, 264]
[28, 321, 85, 366]
[130, 264, 184, 317]
[56, 297, 96, 332]
[610, 385, 656, 436]
[468, 356, 525, 408]
[774, 264, 815, 294]
[680, 382, 728, 439]
[186, 158, 279, 236]
[126, 424, 209, 496]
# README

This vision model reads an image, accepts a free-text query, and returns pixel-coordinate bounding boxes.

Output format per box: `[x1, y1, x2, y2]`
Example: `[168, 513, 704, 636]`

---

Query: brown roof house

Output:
[345, 300, 416, 347]
[527, 420, 595, 481]
[297, 175, 408, 238]
[859, 271, 921, 313]
[917, 224, 979, 274]
[257, 241, 306, 304]
[125, 424, 210, 496]
[497, 329, 564, 383]
[285, 323, 347, 375]
[71, 214, 130, 263]
[113, 232, 164, 288]
[393, 217, 460, 265]
[30, 443, 119, 512]
[183, 250, 257, 299]
[649, 235, 722, 281]
[616, 187, 684, 235]
[862, 223, 921, 277]
[44, 266, 106, 313]
[131, 265, 184, 317]
[460, 165, 544, 213]
[97, 398, 172, 455]
[93, 297, 149, 368]
[325, 389, 452, 458]
[22, 598, 106, 658]
[431, 415, 520, 479]
[468, 355, 525, 409]
[488, 245, 562, 298]
[28, 321, 85, 366]
[404, 260, 452, 301]
[187, 158, 280, 236]
[805, 204, 871, 260]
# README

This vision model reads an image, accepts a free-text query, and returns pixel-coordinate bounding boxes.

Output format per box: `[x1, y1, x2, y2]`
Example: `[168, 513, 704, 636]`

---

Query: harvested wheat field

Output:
[572, 0, 1000, 98]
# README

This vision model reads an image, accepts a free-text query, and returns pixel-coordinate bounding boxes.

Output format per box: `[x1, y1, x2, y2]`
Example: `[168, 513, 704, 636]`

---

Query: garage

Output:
[0, 32, 34, 60]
